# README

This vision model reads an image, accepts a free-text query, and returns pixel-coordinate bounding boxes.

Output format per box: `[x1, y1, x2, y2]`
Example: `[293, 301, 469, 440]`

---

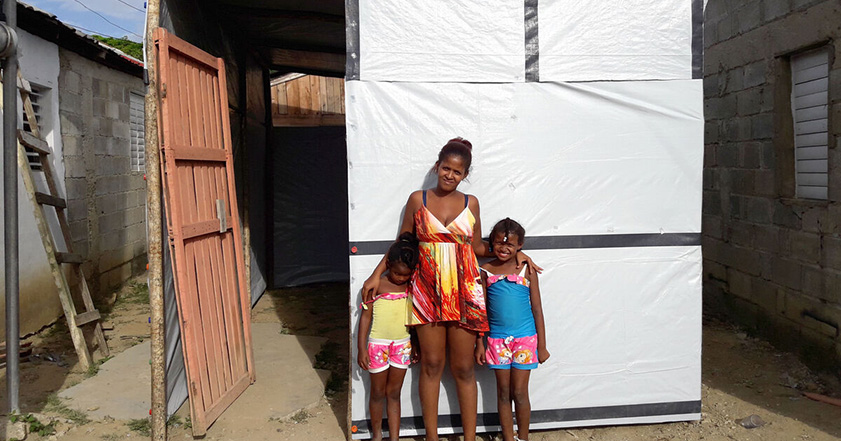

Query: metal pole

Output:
[144, 0, 165, 439]
[2, 0, 19, 414]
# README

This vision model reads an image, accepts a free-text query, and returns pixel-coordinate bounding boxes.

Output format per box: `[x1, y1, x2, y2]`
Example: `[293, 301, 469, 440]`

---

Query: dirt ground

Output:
[3, 276, 841, 440]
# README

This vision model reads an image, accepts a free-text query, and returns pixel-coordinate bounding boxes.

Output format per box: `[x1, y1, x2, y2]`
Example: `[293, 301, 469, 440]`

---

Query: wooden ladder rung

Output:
[74, 310, 102, 326]
[35, 192, 67, 208]
[18, 131, 50, 155]
[55, 252, 84, 264]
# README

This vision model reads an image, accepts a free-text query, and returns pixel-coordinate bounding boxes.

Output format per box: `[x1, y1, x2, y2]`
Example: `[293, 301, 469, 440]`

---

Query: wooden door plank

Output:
[217, 55, 255, 382]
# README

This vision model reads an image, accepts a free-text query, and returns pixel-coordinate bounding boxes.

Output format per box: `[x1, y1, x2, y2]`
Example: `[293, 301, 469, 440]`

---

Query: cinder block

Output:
[790, 231, 821, 264]
[751, 113, 774, 139]
[93, 118, 112, 137]
[737, 2, 762, 34]
[60, 93, 82, 114]
[717, 14, 735, 42]
[824, 236, 841, 271]
[112, 121, 130, 139]
[802, 265, 825, 297]
[99, 262, 133, 292]
[763, 0, 792, 22]
[705, 122, 719, 145]
[758, 86, 774, 113]
[64, 156, 88, 179]
[61, 70, 82, 94]
[62, 135, 83, 157]
[60, 112, 84, 136]
[703, 73, 720, 97]
[109, 83, 127, 104]
[725, 67, 745, 94]
[727, 268, 753, 298]
[729, 245, 764, 276]
[729, 194, 744, 219]
[718, 143, 738, 167]
[760, 141, 775, 169]
[92, 98, 107, 118]
[739, 141, 762, 169]
[704, 258, 728, 281]
[800, 207, 828, 233]
[107, 101, 121, 120]
[92, 78, 106, 98]
[704, 18, 719, 48]
[743, 60, 767, 88]
[69, 220, 88, 242]
[745, 196, 772, 224]
[732, 169, 755, 194]
[736, 88, 761, 116]
[98, 246, 134, 273]
[754, 225, 780, 253]
[727, 221, 754, 247]
[704, 215, 724, 240]
[119, 103, 130, 121]
[770, 257, 803, 290]
[773, 201, 802, 228]
[64, 178, 86, 200]
[754, 170, 775, 196]
[751, 277, 782, 314]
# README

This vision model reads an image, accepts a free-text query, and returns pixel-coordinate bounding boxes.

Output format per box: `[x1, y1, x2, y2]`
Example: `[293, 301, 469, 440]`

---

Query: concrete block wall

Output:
[58, 49, 147, 298]
[703, 0, 841, 372]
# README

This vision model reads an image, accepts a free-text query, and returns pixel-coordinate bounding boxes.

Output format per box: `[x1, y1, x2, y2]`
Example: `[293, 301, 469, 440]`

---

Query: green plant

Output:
[10, 413, 56, 436]
[128, 417, 152, 436]
[86, 355, 114, 377]
[119, 281, 150, 305]
[290, 409, 309, 424]
[45, 393, 91, 424]
[91, 35, 143, 60]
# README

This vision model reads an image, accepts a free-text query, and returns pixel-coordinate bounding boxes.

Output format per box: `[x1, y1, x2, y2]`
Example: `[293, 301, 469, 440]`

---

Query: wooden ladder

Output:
[4, 70, 109, 370]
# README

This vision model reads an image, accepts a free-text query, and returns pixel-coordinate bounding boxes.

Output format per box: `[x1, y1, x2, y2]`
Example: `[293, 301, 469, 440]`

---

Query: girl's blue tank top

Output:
[486, 274, 536, 339]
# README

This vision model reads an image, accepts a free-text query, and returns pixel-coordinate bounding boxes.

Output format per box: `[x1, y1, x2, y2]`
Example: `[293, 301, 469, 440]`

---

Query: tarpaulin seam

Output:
[345, 0, 361, 80]
[351, 400, 701, 433]
[691, 0, 703, 79]
[349, 233, 702, 255]
[524, 0, 539, 82]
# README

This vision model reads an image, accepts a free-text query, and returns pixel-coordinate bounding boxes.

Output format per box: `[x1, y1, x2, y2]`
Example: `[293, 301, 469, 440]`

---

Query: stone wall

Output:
[58, 49, 147, 297]
[703, 0, 841, 371]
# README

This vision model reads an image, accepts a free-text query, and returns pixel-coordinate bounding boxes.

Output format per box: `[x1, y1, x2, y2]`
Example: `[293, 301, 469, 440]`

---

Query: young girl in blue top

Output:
[476, 218, 549, 441]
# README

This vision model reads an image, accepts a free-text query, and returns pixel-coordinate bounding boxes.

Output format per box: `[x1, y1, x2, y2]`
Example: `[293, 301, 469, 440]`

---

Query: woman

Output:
[361, 137, 537, 441]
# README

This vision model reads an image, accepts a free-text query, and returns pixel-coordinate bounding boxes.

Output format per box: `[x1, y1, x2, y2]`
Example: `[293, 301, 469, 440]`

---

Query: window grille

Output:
[130, 92, 145, 172]
[791, 47, 829, 200]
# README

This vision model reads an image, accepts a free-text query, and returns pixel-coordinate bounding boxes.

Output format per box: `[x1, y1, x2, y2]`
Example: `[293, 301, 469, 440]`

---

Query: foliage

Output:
[86, 355, 114, 377]
[10, 413, 56, 436]
[91, 35, 143, 60]
[45, 393, 91, 424]
[127, 417, 152, 436]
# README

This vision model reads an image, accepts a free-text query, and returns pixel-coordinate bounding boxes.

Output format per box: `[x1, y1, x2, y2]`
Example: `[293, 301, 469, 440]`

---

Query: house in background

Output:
[0, 2, 146, 338]
[703, 0, 840, 371]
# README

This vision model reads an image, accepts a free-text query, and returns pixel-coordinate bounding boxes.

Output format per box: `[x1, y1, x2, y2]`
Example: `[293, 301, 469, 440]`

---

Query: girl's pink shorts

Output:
[367, 336, 411, 373]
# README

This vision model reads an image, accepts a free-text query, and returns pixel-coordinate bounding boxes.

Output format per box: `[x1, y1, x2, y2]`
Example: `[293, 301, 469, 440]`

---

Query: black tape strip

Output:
[349, 233, 701, 256]
[691, 0, 704, 79]
[351, 400, 701, 434]
[524, 0, 539, 82]
[345, 0, 361, 80]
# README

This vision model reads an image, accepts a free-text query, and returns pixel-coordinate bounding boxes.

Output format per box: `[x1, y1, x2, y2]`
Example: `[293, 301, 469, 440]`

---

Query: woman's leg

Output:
[415, 323, 447, 441]
[385, 366, 408, 441]
[447, 324, 479, 441]
[369, 370, 389, 441]
[510, 369, 531, 441]
[494, 369, 515, 441]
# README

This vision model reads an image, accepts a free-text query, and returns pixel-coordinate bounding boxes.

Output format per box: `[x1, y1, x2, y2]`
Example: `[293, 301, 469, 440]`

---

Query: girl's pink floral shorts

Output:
[367, 336, 411, 373]
[485, 334, 539, 370]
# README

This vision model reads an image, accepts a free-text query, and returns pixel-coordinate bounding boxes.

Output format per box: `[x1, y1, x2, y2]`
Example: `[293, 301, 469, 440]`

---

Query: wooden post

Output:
[145, 1, 166, 440]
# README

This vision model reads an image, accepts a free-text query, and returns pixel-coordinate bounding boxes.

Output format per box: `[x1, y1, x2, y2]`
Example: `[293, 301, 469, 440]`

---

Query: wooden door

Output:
[154, 28, 255, 436]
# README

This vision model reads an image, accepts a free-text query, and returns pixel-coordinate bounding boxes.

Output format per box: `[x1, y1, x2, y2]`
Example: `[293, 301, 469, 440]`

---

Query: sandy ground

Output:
[2, 277, 840, 440]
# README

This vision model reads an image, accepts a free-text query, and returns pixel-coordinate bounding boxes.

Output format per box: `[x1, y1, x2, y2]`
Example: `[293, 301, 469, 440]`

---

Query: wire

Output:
[63, 22, 123, 40]
[114, 0, 145, 14]
[72, 0, 142, 39]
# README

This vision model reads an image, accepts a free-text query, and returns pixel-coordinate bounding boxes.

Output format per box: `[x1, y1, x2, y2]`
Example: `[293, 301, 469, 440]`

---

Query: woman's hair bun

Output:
[448, 137, 473, 151]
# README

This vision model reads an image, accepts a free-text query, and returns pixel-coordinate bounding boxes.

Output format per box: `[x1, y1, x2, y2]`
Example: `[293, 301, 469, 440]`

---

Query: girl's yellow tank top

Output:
[369, 292, 411, 340]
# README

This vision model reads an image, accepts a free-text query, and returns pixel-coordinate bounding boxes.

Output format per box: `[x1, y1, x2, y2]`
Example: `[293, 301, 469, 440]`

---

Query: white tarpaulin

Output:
[346, 0, 703, 438]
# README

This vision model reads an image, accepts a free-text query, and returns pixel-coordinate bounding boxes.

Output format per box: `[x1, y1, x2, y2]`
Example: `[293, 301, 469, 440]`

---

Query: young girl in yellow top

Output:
[357, 233, 419, 441]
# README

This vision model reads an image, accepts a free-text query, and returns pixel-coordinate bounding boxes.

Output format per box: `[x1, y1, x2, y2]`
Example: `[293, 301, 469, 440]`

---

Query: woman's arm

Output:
[469, 195, 492, 258]
[529, 270, 550, 363]
[357, 306, 373, 370]
[360, 192, 423, 302]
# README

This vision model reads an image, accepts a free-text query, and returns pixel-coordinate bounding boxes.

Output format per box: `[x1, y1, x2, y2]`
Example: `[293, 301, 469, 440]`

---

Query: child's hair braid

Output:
[490, 218, 526, 245]
[387, 232, 420, 270]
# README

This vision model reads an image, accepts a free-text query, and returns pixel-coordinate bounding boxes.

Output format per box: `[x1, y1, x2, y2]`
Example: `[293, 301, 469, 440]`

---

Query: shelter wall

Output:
[58, 49, 147, 297]
[703, 0, 841, 371]
[0, 29, 64, 338]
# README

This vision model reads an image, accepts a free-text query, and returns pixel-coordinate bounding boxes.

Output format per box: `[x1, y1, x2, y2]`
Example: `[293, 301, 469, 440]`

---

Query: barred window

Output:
[130, 92, 146, 172]
[790, 47, 829, 200]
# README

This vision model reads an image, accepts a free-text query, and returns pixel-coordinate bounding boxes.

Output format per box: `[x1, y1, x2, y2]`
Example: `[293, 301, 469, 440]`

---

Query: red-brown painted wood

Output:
[154, 28, 255, 437]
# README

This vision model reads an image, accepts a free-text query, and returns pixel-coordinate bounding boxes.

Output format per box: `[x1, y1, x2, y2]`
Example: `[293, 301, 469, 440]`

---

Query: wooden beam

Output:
[55, 252, 84, 264]
[220, 7, 344, 24]
[272, 114, 345, 127]
[18, 130, 50, 155]
[74, 310, 102, 326]
[268, 49, 345, 74]
[35, 192, 66, 209]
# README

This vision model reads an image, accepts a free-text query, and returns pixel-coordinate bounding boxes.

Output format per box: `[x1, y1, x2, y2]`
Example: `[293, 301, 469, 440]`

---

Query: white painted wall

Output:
[0, 29, 65, 338]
